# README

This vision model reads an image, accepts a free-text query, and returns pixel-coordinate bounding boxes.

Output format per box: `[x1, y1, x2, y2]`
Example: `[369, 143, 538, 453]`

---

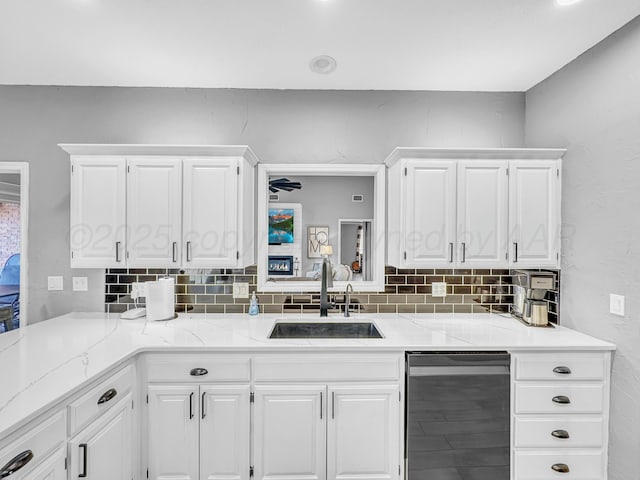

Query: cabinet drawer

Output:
[68, 364, 134, 435]
[514, 383, 604, 414]
[514, 450, 604, 479]
[253, 354, 401, 382]
[0, 411, 65, 478]
[513, 353, 606, 381]
[514, 416, 604, 448]
[145, 353, 250, 382]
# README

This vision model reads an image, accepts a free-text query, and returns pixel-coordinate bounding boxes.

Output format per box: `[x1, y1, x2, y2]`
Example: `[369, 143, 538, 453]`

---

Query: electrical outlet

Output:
[610, 294, 625, 316]
[48, 276, 64, 291]
[432, 282, 447, 297]
[233, 282, 249, 299]
[72, 277, 88, 291]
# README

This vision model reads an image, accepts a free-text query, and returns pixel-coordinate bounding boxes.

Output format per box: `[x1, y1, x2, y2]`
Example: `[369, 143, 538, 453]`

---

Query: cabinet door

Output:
[457, 161, 508, 266]
[183, 159, 239, 267]
[68, 394, 133, 480]
[21, 448, 66, 480]
[327, 385, 400, 480]
[200, 385, 250, 480]
[70, 157, 126, 268]
[127, 159, 182, 267]
[404, 160, 457, 266]
[509, 160, 560, 267]
[253, 385, 325, 480]
[147, 385, 199, 480]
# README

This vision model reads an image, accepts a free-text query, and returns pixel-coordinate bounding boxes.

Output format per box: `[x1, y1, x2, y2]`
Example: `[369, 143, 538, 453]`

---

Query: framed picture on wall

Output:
[307, 226, 329, 258]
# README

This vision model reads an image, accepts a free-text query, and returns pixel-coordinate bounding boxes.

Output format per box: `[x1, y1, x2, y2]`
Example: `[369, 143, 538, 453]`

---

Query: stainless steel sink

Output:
[268, 322, 383, 339]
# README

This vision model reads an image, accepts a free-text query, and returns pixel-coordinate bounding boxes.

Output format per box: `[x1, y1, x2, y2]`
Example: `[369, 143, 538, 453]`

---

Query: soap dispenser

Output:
[248, 292, 260, 315]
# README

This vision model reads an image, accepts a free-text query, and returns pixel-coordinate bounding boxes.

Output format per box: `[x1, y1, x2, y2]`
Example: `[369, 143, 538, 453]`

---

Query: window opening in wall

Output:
[0, 165, 28, 334]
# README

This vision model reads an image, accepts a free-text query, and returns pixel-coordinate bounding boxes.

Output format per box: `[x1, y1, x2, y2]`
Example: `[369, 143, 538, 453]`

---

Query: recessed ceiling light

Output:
[556, 0, 583, 5]
[309, 55, 337, 75]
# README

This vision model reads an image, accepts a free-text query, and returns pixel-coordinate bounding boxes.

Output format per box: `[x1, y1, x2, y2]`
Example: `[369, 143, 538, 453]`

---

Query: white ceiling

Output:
[1, 0, 639, 92]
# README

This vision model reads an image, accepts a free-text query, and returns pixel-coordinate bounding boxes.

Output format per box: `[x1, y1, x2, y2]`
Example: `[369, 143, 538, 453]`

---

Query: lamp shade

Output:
[320, 245, 333, 256]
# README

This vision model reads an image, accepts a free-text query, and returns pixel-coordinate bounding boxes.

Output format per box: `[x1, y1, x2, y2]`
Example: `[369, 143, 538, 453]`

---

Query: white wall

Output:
[0, 86, 524, 322]
[526, 16, 640, 480]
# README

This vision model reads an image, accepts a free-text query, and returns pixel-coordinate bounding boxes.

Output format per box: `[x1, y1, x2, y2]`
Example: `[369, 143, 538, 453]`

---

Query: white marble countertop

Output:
[0, 312, 615, 440]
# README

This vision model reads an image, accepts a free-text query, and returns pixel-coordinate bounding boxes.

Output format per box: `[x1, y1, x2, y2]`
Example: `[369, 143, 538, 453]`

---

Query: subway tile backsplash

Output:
[105, 266, 560, 323]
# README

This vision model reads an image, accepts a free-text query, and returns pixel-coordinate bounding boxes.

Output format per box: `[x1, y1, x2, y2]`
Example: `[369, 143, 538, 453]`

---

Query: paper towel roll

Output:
[146, 277, 175, 321]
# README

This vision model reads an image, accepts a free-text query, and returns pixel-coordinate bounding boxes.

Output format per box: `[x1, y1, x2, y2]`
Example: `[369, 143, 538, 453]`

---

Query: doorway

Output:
[0, 163, 28, 333]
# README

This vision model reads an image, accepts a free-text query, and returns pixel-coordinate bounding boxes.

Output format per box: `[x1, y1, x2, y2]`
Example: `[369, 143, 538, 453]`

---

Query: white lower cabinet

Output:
[147, 384, 250, 480]
[327, 385, 400, 480]
[253, 385, 325, 480]
[21, 448, 66, 480]
[512, 351, 611, 480]
[253, 384, 400, 480]
[68, 393, 134, 480]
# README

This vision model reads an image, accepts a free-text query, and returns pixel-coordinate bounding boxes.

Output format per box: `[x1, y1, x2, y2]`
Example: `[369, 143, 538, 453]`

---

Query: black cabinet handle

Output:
[115, 241, 122, 263]
[190, 368, 208, 377]
[553, 366, 572, 375]
[551, 463, 570, 473]
[189, 392, 194, 419]
[461, 242, 466, 263]
[79, 444, 88, 478]
[0, 450, 34, 478]
[186, 241, 192, 262]
[551, 429, 570, 439]
[513, 242, 518, 263]
[201, 392, 206, 419]
[552, 395, 571, 404]
[97, 388, 117, 405]
[448, 243, 454, 263]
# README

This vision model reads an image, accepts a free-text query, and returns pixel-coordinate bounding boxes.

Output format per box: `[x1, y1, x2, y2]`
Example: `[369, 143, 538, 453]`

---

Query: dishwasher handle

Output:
[408, 352, 510, 368]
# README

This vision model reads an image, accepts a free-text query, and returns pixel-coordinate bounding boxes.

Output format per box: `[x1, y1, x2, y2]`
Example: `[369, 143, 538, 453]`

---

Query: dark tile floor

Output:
[407, 373, 510, 480]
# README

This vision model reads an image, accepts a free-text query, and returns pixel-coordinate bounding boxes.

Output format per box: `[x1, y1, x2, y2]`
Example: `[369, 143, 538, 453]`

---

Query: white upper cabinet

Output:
[69, 157, 126, 268]
[61, 144, 258, 269]
[508, 160, 561, 267]
[183, 159, 239, 268]
[457, 160, 508, 266]
[127, 158, 183, 268]
[385, 148, 565, 269]
[403, 160, 457, 267]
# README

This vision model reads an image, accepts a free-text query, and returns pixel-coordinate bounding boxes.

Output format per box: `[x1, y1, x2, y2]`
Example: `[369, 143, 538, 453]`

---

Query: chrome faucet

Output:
[344, 283, 353, 317]
[320, 255, 333, 317]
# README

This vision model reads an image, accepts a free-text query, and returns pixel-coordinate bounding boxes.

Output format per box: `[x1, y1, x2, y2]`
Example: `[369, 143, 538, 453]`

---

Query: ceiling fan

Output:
[269, 178, 302, 193]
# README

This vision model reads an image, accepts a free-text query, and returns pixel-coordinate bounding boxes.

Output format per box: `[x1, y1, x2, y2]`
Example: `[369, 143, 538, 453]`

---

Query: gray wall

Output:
[526, 16, 640, 480]
[0, 86, 524, 323]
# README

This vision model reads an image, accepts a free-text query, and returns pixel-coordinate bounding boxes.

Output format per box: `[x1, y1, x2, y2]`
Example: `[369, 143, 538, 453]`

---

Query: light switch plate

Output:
[432, 282, 447, 297]
[48, 276, 64, 291]
[610, 294, 625, 316]
[72, 277, 88, 291]
[233, 282, 249, 299]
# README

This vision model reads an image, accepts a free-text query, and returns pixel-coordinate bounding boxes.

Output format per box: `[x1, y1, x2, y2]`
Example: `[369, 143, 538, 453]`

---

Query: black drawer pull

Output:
[79, 444, 88, 478]
[97, 388, 117, 405]
[552, 395, 571, 404]
[551, 463, 570, 473]
[190, 368, 208, 377]
[553, 366, 572, 375]
[551, 429, 570, 439]
[0, 450, 34, 478]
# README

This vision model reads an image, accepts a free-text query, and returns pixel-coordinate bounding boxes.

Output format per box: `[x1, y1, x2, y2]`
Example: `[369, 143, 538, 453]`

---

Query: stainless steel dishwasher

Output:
[406, 352, 511, 480]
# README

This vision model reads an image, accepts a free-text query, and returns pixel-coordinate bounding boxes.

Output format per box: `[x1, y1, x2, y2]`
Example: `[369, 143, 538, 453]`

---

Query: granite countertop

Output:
[0, 312, 615, 440]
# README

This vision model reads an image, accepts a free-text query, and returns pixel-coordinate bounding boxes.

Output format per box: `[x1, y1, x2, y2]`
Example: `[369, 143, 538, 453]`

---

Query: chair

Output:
[0, 254, 20, 329]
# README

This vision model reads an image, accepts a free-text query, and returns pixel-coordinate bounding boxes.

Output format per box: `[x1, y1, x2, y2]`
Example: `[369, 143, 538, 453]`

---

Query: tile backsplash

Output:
[105, 266, 560, 323]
